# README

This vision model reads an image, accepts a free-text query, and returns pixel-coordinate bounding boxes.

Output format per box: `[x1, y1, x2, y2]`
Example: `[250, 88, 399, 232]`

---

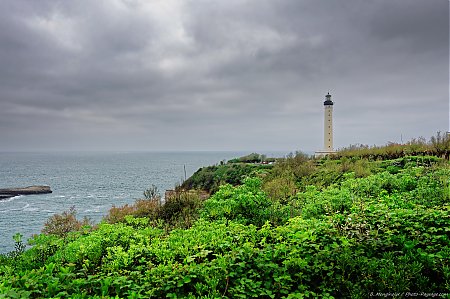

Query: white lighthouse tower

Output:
[323, 92, 334, 151]
[315, 92, 336, 157]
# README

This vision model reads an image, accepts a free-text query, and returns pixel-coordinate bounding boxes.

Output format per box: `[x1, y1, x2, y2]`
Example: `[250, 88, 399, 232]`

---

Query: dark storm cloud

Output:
[0, 0, 448, 151]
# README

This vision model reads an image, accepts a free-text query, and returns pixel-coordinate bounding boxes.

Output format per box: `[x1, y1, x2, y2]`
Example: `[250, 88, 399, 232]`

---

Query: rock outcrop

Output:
[0, 186, 52, 200]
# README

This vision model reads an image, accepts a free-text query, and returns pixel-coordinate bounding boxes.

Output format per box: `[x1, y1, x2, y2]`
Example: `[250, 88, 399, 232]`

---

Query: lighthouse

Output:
[323, 92, 334, 151]
[315, 92, 336, 157]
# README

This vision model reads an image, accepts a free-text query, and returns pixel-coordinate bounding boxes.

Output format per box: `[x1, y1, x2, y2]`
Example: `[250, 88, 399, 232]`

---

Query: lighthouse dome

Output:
[324, 92, 333, 106]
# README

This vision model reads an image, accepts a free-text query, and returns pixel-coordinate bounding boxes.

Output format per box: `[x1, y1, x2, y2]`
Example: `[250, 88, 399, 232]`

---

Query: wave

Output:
[0, 195, 24, 203]
[24, 206, 40, 212]
[83, 208, 101, 213]
[10, 203, 30, 211]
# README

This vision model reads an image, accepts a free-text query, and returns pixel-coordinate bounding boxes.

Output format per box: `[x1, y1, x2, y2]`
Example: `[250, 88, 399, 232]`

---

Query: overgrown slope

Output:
[0, 148, 449, 298]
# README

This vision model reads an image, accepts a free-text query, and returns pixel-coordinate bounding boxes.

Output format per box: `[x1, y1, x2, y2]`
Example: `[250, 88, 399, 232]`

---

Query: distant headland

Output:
[0, 186, 52, 200]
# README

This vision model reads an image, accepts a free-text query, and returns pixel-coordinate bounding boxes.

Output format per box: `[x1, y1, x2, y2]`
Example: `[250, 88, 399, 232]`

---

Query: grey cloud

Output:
[0, 0, 447, 151]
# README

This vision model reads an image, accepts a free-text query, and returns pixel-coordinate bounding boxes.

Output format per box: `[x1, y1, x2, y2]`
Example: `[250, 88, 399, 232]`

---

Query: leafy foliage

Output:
[1, 143, 450, 298]
[201, 177, 272, 227]
[181, 163, 272, 194]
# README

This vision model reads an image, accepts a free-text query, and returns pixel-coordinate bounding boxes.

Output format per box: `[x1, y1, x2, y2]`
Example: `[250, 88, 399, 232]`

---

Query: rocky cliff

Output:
[0, 186, 52, 200]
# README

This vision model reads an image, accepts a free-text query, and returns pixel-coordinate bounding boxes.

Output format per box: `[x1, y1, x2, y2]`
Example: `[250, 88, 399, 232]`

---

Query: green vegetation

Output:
[1, 134, 449, 298]
[105, 187, 204, 230]
[336, 131, 450, 160]
[227, 153, 276, 164]
[180, 162, 272, 194]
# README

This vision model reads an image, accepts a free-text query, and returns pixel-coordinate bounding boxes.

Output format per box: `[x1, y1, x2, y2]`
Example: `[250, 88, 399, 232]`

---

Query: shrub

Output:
[42, 206, 93, 238]
[227, 153, 275, 163]
[105, 185, 162, 224]
[105, 204, 136, 224]
[105, 189, 204, 229]
[181, 163, 272, 194]
[202, 177, 272, 227]
[143, 184, 160, 200]
[336, 132, 450, 160]
[159, 190, 205, 229]
[263, 176, 297, 203]
[269, 152, 315, 181]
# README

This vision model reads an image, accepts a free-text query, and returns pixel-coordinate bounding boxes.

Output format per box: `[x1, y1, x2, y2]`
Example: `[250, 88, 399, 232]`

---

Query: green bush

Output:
[181, 163, 272, 194]
[202, 177, 272, 227]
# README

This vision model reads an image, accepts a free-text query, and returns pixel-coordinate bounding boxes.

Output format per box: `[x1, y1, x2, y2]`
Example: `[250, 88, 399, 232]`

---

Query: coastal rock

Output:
[0, 186, 52, 200]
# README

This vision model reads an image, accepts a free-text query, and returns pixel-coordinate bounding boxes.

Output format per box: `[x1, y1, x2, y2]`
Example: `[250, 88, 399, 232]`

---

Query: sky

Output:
[0, 0, 448, 152]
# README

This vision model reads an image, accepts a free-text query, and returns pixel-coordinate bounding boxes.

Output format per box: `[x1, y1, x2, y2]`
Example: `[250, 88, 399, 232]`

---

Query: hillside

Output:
[0, 135, 449, 298]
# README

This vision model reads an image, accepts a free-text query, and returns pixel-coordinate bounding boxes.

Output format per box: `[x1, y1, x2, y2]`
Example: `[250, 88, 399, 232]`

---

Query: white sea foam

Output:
[0, 195, 23, 203]
[84, 208, 101, 213]
[10, 203, 30, 211]
[24, 206, 40, 212]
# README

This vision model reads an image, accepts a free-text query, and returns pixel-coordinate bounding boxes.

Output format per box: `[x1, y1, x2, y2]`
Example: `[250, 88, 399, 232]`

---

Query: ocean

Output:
[0, 151, 271, 254]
